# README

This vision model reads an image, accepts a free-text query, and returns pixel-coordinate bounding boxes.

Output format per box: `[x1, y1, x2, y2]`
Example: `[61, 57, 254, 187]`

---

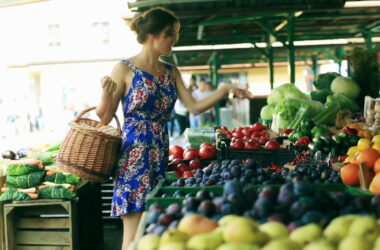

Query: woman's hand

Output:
[218, 83, 253, 99]
[101, 76, 117, 93]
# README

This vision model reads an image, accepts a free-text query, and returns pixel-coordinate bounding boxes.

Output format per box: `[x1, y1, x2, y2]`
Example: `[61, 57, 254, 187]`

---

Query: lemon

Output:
[373, 134, 380, 144]
[357, 138, 372, 150]
[347, 146, 360, 156]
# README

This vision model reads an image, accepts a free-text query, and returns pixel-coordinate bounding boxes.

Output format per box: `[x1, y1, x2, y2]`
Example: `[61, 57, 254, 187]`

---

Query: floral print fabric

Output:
[111, 59, 176, 216]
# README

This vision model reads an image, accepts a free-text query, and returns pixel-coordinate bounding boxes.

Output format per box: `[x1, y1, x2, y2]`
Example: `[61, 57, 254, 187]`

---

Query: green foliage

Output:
[260, 104, 276, 120]
[347, 47, 380, 108]
[7, 164, 42, 176]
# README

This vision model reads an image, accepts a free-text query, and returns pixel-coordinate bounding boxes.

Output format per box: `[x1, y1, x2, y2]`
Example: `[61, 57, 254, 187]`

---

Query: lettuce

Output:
[267, 83, 308, 104]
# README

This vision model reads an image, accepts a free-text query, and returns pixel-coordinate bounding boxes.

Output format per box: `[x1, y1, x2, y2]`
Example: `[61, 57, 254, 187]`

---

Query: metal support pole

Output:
[267, 36, 274, 89]
[364, 30, 373, 52]
[212, 53, 221, 126]
[288, 12, 295, 84]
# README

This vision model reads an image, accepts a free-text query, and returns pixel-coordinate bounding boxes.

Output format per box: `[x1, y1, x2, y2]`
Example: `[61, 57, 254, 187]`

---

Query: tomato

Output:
[182, 148, 199, 160]
[169, 145, 184, 157]
[189, 159, 202, 170]
[264, 140, 281, 149]
[245, 141, 262, 149]
[183, 150, 199, 160]
[200, 142, 213, 149]
[227, 132, 233, 139]
[177, 163, 188, 172]
[251, 122, 264, 132]
[232, 131, 243, 139]
[175, 170, 182, 178]
[251, 131, 261, 140]
[229, 138, 245, 149]
[220, 126, 229, 131]
[182, 171, 193, 178]
[259, 136, 268, 144]
[199, 147, 216, 159]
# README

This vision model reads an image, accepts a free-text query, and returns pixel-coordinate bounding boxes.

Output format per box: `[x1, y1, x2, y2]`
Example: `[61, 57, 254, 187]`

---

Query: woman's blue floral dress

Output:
[111, 59, 176, 216]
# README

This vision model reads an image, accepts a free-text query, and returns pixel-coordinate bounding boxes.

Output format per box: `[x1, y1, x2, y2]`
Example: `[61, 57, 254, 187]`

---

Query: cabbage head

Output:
[267, 83, 308, 104]
[330, 76, 361, 99]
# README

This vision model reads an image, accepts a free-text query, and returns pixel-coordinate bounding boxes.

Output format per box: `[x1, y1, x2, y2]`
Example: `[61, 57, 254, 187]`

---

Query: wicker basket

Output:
[56, 106, 122, 183]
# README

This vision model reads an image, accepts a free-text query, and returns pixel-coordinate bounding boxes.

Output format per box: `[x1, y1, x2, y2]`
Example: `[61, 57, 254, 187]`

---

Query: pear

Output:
[186, 229, 224, 250]
[216, 242, 259, 250]
[218, 214, 242, 227]
[262, 238, 302, 250]
[137, 234, 160, 250]
[289, 223, 322, 246]
[373, 235, 380, 250]
[160, 228, 189, 246]
[178, 214, 218, 236]
[259, 221, 289, 240]
[303, 239, 335, 250]
[222, 218, 269, 245]
[158, 242, 187, 250]
[323, 215, 356, 244]
[348, 216, 380, 243]
[338, 236, 372, 250]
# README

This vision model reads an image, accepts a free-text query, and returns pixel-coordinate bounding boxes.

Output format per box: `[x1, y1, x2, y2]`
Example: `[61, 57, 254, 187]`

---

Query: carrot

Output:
[8, 158, 44, 170]
[26, 192, 38, 199]
[68, 185, 75, 192]
[1, 187, 36, 193]
[46, 169, 59, 176]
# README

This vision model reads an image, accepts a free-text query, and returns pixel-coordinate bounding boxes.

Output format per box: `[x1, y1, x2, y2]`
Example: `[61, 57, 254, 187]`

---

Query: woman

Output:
[96, 6, 248, 250]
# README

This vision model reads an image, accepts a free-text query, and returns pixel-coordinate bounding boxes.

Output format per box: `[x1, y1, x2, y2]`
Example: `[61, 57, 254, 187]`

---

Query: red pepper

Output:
[342, 126, 357, 135]
[283, 129, 294, 135]
[295, 136, 310, 148]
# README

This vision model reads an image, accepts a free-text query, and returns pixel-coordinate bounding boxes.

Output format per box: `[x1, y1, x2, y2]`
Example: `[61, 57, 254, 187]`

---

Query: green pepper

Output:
[332, 134, 343, 144]
[340, 132, 349, 139]
[311, 124, 331, 138]
[313, 137, 325, 150]
[348, 134, 360, 146]
[289, 129, 307, 142]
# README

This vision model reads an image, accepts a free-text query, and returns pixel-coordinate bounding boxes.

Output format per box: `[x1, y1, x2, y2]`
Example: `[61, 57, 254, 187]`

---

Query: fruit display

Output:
[139, 213, 380, 250]
[138, 176, 380, 250]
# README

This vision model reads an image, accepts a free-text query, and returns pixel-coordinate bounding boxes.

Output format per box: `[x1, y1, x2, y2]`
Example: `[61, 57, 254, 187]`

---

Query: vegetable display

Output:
[6, 171, 45, 188]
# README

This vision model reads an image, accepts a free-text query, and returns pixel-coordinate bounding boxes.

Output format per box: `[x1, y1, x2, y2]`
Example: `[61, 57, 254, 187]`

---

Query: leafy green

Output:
[267, 83, 308, 104]
[38, 186, 76, 200]
[45, 172, 81, 185]
[333, 93, 360, 113]
[314, 72, 340, 90]
[310, 89, 331, 103]
[37, 150, 59, 166]
[6, 171, 45, 188]
[260, 104, 276, 120]
[7, 164, 42, 176]
[0, 188, 32, 201]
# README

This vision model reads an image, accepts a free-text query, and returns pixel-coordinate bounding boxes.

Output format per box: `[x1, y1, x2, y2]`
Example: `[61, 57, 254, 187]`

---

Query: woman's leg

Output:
[121, 211, 143, 250]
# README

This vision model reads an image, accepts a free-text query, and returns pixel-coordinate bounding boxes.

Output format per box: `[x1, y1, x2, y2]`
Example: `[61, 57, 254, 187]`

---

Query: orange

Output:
[341, 163, 360, 186]
[355, 148, 380, 169]
[369, 173, 380, 194]
[374, 158, 380, 174]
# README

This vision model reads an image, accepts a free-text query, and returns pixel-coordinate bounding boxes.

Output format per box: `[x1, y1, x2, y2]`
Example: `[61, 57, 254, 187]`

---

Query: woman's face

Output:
[153, 22, 180, 56]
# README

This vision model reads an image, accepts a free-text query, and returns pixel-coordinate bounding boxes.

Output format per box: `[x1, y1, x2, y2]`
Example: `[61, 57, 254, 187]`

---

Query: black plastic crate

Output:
[217, 140, 296, 167]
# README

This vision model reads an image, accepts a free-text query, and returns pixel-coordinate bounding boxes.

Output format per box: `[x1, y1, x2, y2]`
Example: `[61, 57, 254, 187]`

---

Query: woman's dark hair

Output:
[130, 7, 179, 44]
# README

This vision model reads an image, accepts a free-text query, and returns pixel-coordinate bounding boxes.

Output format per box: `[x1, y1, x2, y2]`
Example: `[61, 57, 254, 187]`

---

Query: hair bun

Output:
[130, 14, 145, 33]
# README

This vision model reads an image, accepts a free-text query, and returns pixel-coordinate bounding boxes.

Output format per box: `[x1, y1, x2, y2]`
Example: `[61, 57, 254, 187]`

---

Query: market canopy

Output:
[127, 0, 380, 68]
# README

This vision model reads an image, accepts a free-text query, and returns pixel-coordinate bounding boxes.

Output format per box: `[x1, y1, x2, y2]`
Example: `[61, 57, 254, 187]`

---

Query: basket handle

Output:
[74, 106, 122, 137]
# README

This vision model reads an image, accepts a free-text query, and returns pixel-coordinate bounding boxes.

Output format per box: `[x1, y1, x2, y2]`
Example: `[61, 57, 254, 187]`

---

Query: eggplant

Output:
[2, 150, 16, 160]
